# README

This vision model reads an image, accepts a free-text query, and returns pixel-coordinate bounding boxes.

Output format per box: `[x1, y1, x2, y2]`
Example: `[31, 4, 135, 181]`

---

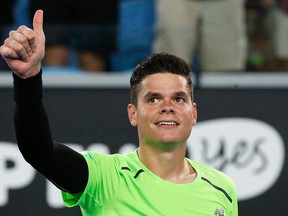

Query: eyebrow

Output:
[174, 91, 188, 97]
[143, 92, 162, 100]
[143, 91, 188, 99]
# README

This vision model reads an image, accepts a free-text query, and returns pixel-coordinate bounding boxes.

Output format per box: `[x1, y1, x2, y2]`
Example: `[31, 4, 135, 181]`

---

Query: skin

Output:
[128, 73, 198, 184]
[0, 10, 44, 78]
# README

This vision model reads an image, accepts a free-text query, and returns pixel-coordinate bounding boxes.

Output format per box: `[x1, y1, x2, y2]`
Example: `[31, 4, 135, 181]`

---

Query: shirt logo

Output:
[214, 208, 224, 216]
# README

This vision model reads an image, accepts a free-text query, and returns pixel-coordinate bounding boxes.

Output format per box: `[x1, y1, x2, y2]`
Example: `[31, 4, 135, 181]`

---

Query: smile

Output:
[157, 121, 179, 126]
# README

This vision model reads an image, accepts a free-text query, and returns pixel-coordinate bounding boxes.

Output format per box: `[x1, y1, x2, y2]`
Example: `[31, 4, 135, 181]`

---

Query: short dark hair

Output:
[130, 52, 193, 106]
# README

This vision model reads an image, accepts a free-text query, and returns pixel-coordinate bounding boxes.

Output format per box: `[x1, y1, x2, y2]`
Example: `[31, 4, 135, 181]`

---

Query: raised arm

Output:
[0, 10, 88, 194]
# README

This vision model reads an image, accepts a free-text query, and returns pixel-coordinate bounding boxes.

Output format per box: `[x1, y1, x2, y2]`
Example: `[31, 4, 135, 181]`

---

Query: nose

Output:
[160, 105, 174, 114]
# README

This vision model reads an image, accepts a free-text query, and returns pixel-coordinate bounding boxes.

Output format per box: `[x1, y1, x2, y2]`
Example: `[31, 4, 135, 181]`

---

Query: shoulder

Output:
[190, 159, 235, 184]
[189, 159, 237, 201]
[81, 151, 138, 168]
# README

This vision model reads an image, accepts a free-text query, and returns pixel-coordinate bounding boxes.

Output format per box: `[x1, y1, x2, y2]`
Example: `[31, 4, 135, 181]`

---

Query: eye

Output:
[148, 97, 159, 103]
[175, 97, 185, 103]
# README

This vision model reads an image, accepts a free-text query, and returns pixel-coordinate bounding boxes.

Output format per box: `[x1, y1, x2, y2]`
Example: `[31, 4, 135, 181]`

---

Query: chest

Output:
[101, 173, 230, 216]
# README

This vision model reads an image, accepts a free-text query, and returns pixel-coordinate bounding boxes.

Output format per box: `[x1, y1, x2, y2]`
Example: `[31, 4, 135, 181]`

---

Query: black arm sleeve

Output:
[13, 71, 88, 194]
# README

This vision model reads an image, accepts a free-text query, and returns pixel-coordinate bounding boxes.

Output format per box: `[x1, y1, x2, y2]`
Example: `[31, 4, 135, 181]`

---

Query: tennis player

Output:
[0, 10, 238, 216]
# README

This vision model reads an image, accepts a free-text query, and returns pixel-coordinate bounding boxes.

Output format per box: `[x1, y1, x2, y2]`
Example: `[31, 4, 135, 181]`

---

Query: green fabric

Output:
[62, 151, 237, 216]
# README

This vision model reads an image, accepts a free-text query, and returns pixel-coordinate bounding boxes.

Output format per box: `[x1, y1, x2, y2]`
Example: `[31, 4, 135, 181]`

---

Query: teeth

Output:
[158, 122, 176, 125]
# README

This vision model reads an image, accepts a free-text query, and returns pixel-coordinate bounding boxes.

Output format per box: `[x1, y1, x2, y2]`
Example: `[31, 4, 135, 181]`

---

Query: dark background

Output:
[0, 86, 287, 215]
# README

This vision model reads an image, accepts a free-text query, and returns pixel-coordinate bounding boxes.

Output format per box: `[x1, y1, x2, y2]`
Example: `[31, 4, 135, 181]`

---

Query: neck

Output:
[137, 144, 196, 184]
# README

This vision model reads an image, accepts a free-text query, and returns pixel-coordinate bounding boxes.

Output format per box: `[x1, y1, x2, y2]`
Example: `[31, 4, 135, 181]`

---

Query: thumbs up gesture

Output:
[0, 10, 45, 78]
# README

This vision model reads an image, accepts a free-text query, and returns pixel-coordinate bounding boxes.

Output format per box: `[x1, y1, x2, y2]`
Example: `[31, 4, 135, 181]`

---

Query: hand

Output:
[0, 10, 45, 78]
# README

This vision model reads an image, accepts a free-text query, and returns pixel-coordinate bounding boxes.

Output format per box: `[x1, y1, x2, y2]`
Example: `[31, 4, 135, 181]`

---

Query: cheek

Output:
[136, 107, 156, 124]
[136, 109, 150, 120]
[183, 109, 195, 124]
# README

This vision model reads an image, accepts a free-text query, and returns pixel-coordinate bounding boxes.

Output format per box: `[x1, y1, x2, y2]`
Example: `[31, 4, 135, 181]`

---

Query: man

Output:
[0, 10, 238, 215]
[153, 0, 247, 72]
[267, 0, 288, 69]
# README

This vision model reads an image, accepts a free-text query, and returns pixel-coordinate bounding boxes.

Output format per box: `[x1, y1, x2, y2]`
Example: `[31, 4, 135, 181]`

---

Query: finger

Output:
[0, 45, 20, 60]
[3, 38, 30, 61]
[11, 27, 34, 57]
[31, 10, 44, 53]
[33, 10, 44, 36]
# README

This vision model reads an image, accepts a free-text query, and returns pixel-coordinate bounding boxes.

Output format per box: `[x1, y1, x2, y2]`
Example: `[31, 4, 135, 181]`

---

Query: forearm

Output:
[13, 71, 88, 193]
[14, 71, 53, 162]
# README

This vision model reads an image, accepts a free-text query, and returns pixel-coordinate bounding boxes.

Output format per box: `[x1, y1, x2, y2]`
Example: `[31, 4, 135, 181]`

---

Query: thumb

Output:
[33, 10, 44, 35]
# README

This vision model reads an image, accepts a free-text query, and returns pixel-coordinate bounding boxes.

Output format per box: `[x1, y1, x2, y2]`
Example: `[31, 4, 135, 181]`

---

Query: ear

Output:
[127, 103, 137, 126]
[192, 102, 197, 126]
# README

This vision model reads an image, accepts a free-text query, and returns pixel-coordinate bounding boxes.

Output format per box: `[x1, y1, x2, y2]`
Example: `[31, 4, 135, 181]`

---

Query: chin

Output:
[159, 139, 183, 146]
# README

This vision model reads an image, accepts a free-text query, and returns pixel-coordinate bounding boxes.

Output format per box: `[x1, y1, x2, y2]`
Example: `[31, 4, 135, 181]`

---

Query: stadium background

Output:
[0, 72, 287, 215]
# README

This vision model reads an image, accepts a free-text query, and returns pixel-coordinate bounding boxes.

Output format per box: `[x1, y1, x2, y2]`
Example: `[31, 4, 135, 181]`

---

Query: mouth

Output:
[156, 121, 179, 126]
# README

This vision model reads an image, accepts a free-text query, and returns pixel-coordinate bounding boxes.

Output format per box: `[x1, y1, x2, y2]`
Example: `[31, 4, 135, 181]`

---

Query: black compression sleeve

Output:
[13, 71, 88, 194]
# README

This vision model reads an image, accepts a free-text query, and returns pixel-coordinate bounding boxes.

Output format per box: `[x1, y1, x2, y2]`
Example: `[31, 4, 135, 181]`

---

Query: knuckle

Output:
[9, 30, 16, 37]
[18, 36, 28, 44]
[18, 25, 27, 31]
[26, 32, 35, 41]
[10, 40, 24, 52]
[3, 38, 10, 45]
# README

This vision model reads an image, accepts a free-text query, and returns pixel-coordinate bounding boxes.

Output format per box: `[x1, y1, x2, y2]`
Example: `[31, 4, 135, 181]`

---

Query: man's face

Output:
[128, 73, 197, 149]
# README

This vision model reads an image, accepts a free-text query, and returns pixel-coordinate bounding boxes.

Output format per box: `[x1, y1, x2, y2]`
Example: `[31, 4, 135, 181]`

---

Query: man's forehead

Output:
[141, 73, 187, 89]
[139, 77, 190, 96]
[142, 73, 187, 84]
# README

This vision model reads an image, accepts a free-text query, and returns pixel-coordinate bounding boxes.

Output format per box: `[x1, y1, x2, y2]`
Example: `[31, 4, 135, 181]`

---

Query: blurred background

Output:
[1, 0, 288, 74]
